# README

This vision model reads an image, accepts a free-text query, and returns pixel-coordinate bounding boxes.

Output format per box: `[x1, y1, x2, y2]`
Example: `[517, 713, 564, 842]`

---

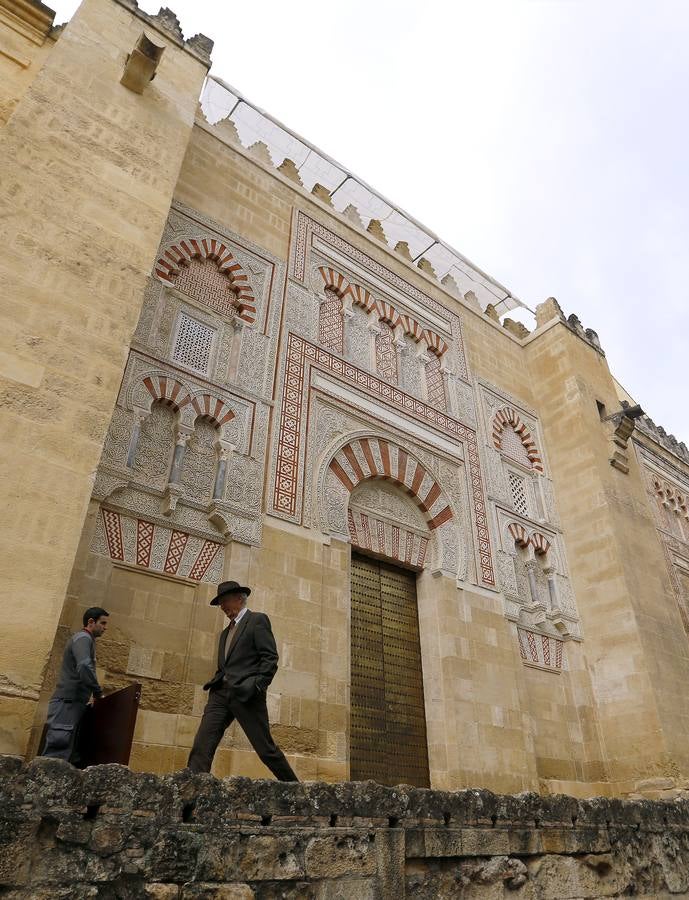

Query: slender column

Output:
[341, 292, 354, 319]
[439, 359, 453, 415]
[524, 559, 541, 606]
[213, 440, 235, 501]
[226, 317, 244, 383]
[367, 318, 381, 370]
[163, 425, 193, 516]
[169, 425, 193, 485]
[393, 323, 406, 350]
[544, 567, 559, 611]
[126, 407, 149, 468]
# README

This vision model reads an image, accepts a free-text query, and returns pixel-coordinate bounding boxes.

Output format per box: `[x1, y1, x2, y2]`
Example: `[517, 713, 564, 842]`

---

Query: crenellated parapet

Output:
[534, 297, 604, 355]
[199, 79, 533, 329]
[632, 402, 689, 465]
[114, 0, 213, 63]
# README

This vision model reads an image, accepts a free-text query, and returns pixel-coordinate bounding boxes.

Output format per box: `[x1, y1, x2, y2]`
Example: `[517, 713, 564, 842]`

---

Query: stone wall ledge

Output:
[3, 755, 689, 897]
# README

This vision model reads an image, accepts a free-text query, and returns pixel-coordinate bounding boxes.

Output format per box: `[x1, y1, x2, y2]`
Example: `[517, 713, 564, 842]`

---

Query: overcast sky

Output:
[53, 0, 688, 443]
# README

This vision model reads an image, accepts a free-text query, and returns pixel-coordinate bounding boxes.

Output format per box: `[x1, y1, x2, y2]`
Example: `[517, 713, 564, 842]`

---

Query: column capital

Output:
[174, 425, 194, 447]
[214, 439, 236, 461]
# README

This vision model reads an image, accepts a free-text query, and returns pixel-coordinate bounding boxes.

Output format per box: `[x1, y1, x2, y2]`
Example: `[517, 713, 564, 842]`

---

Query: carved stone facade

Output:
[4, 0, 688, 799]
[474, 380, 581, 646]
[91, 201, 285, 562]
[637, 444, 689, 636]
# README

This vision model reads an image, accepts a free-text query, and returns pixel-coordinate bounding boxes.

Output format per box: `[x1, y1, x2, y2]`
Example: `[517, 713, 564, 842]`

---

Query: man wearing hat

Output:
[187, 580, 298, 780]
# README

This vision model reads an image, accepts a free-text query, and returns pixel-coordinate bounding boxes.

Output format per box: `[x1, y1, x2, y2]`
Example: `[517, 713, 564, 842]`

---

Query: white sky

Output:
[52, 0, 688, 443]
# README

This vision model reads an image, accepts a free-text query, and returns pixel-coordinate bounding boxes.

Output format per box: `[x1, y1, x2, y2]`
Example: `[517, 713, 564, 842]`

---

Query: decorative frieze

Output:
[271, 333, 495, 588]
[92, 509, 223, 582]
[347, 508, 429, 569]
[291, 210, 469, 381]
[517, 627, 565, 671]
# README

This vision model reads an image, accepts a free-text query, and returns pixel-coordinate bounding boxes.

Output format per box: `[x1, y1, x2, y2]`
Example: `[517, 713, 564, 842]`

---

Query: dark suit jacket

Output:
[203, 611, 279, 703]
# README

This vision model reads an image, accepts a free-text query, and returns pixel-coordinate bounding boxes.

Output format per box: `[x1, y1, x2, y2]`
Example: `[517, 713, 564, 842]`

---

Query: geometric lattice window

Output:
[172, 312, 215, 374]
[508, 470, 529, 516]
[501, 425, 532, 468]
[425, 354, 446, 411]
[375, 321, 398, 383]
[318, 288, 344, 354]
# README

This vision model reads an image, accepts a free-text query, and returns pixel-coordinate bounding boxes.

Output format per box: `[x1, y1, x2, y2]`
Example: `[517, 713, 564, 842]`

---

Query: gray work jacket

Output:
[52, 630, 103, 704]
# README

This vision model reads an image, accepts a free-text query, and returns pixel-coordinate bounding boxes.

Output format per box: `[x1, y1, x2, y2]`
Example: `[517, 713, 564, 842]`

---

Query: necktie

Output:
[224, 618, 237, 660]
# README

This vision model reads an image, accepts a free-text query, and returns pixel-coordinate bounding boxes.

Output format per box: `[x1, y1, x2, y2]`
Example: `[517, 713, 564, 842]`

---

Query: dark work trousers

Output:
[188, 680, 298, 781]
[42, 698, 87, 763]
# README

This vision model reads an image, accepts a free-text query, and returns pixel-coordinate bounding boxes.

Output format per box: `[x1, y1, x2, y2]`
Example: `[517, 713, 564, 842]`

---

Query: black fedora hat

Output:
[210, 580, 252, 606]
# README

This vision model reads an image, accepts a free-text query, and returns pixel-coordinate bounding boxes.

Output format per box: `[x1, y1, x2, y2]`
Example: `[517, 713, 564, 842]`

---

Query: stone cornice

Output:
[0, 0, 55, 44]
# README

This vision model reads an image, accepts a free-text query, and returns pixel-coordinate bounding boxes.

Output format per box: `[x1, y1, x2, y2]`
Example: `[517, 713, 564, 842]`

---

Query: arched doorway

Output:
[320, 434, 459, 787]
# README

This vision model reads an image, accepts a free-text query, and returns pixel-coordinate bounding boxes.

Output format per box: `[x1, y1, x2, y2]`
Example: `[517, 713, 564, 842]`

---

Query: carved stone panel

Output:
[101, 406, 135, 471]
[345, 304, 372, 370]
[350, 481, 427, 531]
[91, 508, 224, 583]
[453, 376, 477, 428]
[285, 282, 318, 340]
[399, 344, 423, 396]
[181, 420, 217, 502]
[235, 327, 274, 397]
[133, 402, 175, 489]
[224, 455, 263, 511]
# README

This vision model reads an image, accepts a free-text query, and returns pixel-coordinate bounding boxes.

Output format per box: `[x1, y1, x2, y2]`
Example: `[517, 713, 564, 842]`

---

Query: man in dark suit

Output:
[187, 580, 298, 780]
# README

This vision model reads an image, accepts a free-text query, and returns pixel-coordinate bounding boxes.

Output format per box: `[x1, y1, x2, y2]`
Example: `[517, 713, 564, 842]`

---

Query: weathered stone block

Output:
[6, 759, 689, 897]
[410, 827, 464, 858]
[507, 827, 542, 855]
[405, 827, 427, 857]
[314, 878, 379, 900]
[147, 830, 203, 881]
[185, 832, 241, 882]
[0, 821, 36, 885]
[305, 833, 377, 878]
[527, 852, 627, 898]
[459, 828, 510, 855]
[250, 883, 316, 900]
[180, 885, 254, 899]
[144, 886, 180, 899]
[242, 834, 305, 881]
[88, 822, 126, 854]
[55, 820, 92, 846]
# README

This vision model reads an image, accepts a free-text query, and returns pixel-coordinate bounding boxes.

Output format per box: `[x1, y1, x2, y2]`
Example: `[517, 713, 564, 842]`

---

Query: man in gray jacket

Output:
[41, 607, 109, 762]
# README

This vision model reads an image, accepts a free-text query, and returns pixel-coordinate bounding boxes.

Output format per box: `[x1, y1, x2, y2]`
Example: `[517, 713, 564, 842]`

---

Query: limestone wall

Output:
[0, 0, 57, 126]
[28, 86, 611, 795]
[166, 122, 604, 795]
[523, 316, 689, 794]
[4, 755, 689, 898]
[0, 0, 210, 756]
[4, 0, 689, 804]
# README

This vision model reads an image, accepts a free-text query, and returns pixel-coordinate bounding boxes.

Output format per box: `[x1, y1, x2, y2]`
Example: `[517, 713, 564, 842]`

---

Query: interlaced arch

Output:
[328, 437, 453, 531]
[154, 237, 256, 324]
[141, 376, 235, 427]
[492, 407, 543, 472]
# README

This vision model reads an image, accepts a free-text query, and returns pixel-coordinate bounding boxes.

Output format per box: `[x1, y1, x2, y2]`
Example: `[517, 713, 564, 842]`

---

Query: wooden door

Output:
[350, 554, 430, 787]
